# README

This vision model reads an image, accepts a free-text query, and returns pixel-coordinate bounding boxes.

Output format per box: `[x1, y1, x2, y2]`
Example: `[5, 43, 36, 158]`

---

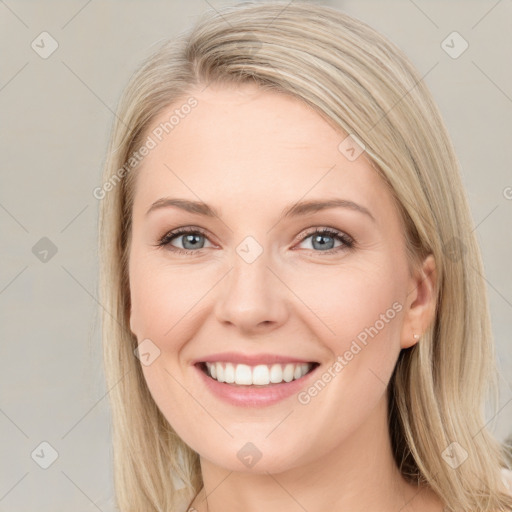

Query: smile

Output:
[197, 361, 319, 387]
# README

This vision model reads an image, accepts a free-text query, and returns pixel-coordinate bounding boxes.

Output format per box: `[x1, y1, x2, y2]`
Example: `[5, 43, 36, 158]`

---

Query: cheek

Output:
[129, 253, 204, 341]
[288, 260, 404, 408]
[128, 254, 205, 432]
[278, 263, 404, 451]
[289, 260, 404, 353]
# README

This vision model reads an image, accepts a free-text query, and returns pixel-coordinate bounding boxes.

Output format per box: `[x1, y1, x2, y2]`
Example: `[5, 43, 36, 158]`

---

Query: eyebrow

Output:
[145, 197, 376, 223]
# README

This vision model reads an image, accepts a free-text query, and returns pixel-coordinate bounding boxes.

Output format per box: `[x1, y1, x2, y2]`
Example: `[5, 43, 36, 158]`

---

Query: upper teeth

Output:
[205, 362, 312, 386]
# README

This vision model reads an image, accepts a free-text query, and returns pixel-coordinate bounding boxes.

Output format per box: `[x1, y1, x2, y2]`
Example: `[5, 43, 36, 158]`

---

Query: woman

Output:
[98, 2, 512, 511]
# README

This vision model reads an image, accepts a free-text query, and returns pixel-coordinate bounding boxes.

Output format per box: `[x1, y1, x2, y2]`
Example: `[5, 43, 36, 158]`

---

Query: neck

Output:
[188, 393, 443, 512]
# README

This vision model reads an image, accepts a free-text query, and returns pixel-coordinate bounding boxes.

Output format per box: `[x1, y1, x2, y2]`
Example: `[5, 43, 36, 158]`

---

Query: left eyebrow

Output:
[281, 198, 376, 223]
[145, 197, 376, 223]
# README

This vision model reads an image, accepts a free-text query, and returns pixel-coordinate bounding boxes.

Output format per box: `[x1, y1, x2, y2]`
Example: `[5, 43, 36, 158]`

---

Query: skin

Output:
[128, 82, 443, 512]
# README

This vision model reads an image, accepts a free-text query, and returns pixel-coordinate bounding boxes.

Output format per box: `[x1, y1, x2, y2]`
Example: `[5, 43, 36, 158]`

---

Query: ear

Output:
[129, 304, 137, 338]
[400, 254, 437, 349]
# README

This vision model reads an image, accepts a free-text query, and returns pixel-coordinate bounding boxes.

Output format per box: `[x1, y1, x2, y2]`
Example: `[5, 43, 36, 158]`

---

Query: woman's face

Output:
[128, 82, 434, 473]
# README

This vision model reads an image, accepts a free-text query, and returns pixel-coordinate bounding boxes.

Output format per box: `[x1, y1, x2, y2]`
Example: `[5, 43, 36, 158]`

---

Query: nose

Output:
[214, 246, 289, 334]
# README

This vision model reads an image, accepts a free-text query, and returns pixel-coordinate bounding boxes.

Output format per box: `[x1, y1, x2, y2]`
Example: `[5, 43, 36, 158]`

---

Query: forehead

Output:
[132, 83, 396, 222]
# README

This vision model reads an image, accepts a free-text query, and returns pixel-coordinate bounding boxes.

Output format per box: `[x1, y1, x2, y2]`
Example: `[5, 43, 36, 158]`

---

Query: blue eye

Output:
[297, 227, 354, 253]
[156, 227, 354, 255]
[157, 227, 212, 255]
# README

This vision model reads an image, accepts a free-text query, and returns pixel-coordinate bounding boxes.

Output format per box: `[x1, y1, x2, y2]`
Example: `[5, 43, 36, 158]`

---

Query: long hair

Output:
[97, 2, 512, 510]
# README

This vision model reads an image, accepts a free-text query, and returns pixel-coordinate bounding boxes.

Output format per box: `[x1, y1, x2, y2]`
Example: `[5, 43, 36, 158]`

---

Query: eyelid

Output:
[292, 226, 351, 243]
[156, 225, 355, 255]
[292, 226, 354, 253]
[156, 226, 214, 249]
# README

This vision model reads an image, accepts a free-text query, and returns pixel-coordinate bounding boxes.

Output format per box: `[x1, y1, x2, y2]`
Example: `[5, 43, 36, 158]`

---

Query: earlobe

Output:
[400, 254, 437, 349]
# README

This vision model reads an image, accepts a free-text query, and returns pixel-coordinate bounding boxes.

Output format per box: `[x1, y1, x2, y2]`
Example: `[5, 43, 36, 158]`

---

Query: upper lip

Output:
[192, 352, 318, 366]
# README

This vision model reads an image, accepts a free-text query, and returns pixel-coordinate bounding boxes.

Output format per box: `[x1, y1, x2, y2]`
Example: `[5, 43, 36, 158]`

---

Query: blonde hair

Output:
[98, 1, 512, 510]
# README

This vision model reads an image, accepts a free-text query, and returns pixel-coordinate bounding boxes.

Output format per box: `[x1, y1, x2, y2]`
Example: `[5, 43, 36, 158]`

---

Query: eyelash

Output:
[155, 226, 355, 256]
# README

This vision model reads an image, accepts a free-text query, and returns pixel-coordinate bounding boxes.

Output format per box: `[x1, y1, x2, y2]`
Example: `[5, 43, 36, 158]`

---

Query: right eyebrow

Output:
[146, 198, 219, 218]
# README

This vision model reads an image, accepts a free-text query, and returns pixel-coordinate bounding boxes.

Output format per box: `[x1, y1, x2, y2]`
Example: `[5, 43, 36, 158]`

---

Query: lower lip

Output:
[194, 363, 320, 408]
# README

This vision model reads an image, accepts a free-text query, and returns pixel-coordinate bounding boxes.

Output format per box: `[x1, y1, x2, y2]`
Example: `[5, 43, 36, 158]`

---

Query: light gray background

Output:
[1, 1, 511, 510]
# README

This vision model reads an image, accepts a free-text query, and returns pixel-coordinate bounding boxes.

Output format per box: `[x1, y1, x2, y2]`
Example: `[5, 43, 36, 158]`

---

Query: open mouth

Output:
[196, 361, 320, 387]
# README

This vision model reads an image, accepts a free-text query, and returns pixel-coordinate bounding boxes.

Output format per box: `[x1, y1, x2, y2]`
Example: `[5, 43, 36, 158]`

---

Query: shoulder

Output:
[501, 467, 512, 496]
